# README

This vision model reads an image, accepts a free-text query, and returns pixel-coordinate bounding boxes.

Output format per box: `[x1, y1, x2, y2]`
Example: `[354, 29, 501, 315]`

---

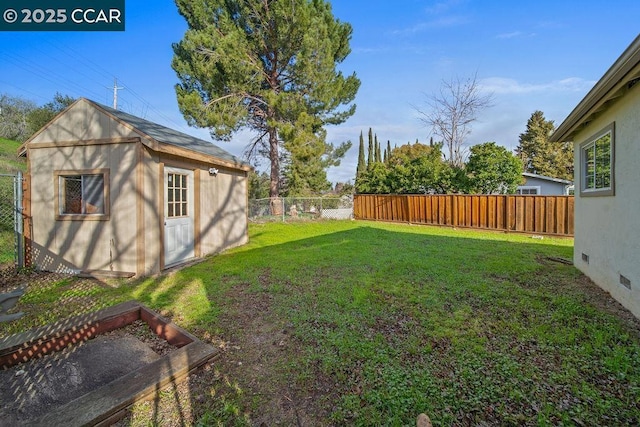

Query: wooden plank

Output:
[416, 196, 425, 224]
[479, 196, 488, 229]
[546, 197, 557, 234]
[534, 197, 543, 233]
[471, 196, 479, 228]
[452, 195, 458, 227]
[487, 196, 495, 229]
[33, 341, 219, 427]
[392, 196, 397, 221]
[0, 301, 142, 369]
[460, 196, 468, 227]
[557, 197, 567, 235]
[515, 197, 524, 231]
[495, 196, 504, 230]
[568, 196, 575, 235]
[525, 197, 534, 232]
[462, 195, 468, 227]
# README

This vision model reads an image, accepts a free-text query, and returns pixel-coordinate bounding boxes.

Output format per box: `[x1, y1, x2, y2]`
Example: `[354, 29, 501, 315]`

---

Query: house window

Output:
[167, 173, 188, 217]
[55, 169, 110, 220]
[580, 123, 614, 196]
[516, 186, 540, 195]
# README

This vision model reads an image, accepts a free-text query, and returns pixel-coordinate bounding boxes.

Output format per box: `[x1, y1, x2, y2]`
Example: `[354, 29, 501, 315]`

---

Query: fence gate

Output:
[0, 172, 24, 268]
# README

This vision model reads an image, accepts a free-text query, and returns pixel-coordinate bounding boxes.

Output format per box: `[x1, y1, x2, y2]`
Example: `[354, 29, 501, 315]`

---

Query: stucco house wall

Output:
[571, 87, 640, 316]
[551, 34, 640, 318]
[21, 98, 250, 277]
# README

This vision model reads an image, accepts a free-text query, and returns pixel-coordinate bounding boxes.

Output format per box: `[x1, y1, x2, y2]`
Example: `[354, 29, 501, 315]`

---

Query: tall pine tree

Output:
[173, 0, 360, 198]
[516, 111, 573, 180]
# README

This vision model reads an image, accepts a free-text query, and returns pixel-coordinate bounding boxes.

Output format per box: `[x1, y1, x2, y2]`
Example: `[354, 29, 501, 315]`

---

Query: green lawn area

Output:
[0, 138, 24, 265]
[2, 221, 640, 425]
[0, 138, 25, 174]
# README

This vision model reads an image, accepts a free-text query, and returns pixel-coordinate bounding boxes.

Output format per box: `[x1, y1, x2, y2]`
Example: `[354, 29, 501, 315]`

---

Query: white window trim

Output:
[579, 122, 615, 197]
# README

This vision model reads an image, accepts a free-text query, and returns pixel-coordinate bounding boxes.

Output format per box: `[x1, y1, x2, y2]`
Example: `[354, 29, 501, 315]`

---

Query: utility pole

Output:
[112, 78, 124, 109]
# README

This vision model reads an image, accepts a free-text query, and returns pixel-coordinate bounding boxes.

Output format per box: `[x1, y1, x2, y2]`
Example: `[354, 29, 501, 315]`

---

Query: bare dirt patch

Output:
[211, 270, 333, 426]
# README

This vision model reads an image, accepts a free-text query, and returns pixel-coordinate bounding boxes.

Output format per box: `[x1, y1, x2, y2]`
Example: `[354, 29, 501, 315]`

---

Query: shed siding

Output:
[29, 142, 139, 274]
[198, 168, 248, 256]
[573, 85, 640, 317]
[141, 147, 162, 275]
[30, 101, 139, 143]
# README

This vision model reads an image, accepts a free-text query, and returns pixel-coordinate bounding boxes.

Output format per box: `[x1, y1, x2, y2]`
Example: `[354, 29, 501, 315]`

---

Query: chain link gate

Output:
[0, 172, 24, 268]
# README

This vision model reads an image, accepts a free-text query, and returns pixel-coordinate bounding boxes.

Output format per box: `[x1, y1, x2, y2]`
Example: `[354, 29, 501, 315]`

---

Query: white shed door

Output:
[164, 167, 195, 267]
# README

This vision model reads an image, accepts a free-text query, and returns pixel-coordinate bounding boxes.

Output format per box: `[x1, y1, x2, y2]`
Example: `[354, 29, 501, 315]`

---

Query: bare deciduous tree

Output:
[417, 74, 494, 167]
[0, 94, 36, 142]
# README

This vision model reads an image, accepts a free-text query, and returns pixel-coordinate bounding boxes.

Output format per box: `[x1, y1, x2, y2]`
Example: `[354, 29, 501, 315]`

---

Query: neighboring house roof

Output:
[551, 34, 640, 142]
[20, 98, 251, 171]
[521, 172, 573, 185]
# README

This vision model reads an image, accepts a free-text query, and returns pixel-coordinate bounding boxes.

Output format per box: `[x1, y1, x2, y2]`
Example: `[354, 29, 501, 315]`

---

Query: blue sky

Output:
[2, 1, 639, 183]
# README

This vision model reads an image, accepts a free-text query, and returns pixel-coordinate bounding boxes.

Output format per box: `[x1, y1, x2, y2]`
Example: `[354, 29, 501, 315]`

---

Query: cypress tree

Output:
[356, 130, 366, 177]
[367, 127, 374, 170]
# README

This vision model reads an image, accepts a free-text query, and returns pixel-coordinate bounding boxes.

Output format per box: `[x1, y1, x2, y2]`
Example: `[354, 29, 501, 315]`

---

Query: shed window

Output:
[580, 123, 614, 196]
[55, 169, 110, 220]
[167, 173, 188, 217]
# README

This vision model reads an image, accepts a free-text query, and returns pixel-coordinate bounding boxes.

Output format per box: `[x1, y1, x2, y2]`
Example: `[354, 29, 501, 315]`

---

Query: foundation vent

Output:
[581, 253, 589, 264]
[620, 274, 632, 290]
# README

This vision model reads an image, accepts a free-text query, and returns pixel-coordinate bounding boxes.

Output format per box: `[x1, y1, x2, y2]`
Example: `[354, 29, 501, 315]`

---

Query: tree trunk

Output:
[268, 126, 279, 198]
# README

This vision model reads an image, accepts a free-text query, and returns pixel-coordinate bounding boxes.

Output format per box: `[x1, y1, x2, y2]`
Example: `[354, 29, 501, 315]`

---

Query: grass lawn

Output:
[0, 138, 25, 265]
[0, 138, 25, 174]
[2, 221, 640, 425]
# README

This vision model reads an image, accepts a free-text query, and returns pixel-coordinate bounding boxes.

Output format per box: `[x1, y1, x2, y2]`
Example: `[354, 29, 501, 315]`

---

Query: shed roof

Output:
[20, 98, 251, 171]
[551, 34, 640, 142]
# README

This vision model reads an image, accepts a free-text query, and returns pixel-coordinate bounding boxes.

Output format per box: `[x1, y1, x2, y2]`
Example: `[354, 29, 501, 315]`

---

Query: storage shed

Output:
[19, 98, 251, 277]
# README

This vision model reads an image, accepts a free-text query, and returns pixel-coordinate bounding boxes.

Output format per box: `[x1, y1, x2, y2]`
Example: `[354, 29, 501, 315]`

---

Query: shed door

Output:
[164, 167, 195, 267]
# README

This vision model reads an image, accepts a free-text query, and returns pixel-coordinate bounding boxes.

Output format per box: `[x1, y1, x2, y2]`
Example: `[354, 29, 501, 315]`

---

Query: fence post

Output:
[15, 171, 24, 269]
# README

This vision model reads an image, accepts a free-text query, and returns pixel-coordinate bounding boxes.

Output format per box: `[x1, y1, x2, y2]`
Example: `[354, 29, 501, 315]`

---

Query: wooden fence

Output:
[353, 194, 574, 236]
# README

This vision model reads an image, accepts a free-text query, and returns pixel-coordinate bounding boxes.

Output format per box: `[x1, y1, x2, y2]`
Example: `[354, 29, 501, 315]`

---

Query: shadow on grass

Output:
[116, 223, 618, 425]
[5, 222, 640, 425]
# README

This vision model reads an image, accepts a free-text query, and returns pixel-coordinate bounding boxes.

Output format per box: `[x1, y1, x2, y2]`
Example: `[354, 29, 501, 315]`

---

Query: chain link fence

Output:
[249, 196, 354, 222]
[0, 173, 23, 267]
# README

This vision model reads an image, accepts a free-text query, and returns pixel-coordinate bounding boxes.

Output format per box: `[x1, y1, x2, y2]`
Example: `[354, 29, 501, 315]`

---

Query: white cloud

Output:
[425, 0, 467, 15]
[479, 77, 596, 95]
[495, 31, 537, 40]
[496, 31, 523, 39]
[391, 15, 469, 36]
